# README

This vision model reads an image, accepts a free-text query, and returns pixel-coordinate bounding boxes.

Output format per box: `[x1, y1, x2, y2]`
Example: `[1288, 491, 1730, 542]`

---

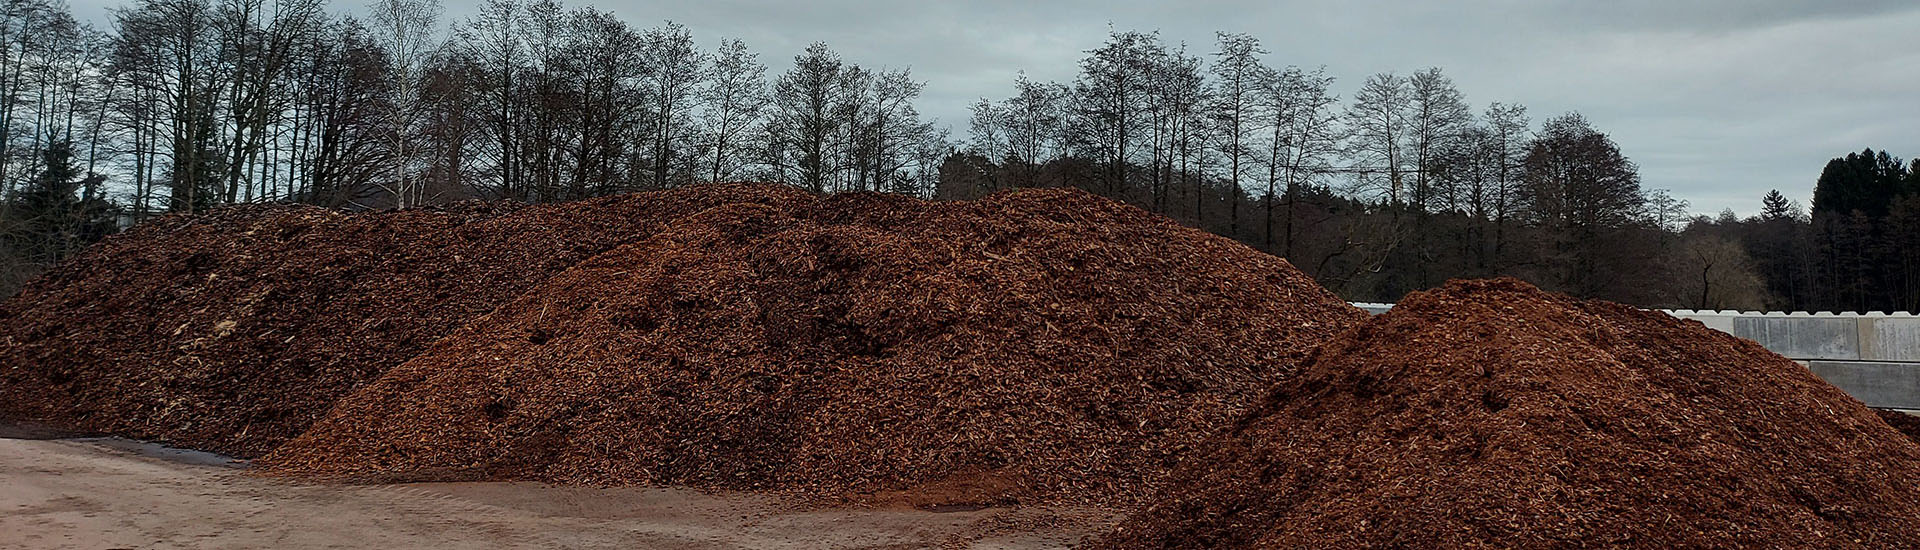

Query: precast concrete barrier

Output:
[1664, 309, 1920, 409]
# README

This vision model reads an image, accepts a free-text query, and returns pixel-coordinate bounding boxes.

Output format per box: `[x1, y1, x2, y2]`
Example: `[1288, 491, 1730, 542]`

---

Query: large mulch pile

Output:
[258, 188, 1366, 506]
[1094, 278, 1920, 549]
[0, 184, 810, 456]
[1879, 410, 1920, 446]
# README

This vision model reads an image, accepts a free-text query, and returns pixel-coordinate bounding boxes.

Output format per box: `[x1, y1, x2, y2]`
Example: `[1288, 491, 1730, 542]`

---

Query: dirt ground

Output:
[0, 430, 1114, 550]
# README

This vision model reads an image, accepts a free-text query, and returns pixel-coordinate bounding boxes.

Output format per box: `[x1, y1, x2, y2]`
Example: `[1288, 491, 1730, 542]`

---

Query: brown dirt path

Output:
[0, 434, 1113, 549]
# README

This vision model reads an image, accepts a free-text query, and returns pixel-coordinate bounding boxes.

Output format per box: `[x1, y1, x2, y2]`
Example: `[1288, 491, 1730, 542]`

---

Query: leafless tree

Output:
[1258, 66, 1338, 255]
[1071, 29, 1160, 199]
[1209, 32, 1267, 234]
[637, 21, 702, 189]
[366, 0, 438, 207]
[1344, 72, 1409, 205]
[697, 37, 765, 183]
[1404, 67, 1470, 213]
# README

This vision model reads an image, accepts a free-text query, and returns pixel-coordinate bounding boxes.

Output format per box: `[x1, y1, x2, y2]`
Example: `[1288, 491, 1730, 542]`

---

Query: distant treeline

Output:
[0, 0, 1912, 312]
[943, 29, 1920, 312]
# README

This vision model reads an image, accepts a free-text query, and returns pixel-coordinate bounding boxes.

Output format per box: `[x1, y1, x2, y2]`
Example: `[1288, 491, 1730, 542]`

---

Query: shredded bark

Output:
[0, 184, 809, 456]
[1094, 278, 1920, 549]
[1879, 410, 1920, 446]
[257, 187, 1364, 506]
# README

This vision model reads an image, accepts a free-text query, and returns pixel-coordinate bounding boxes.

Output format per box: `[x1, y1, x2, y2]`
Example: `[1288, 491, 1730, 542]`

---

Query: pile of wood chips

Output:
[1093, 278, 1920, 549]
[256, 187, 1365, 506]
[0, 183, 810, 456]
[1880, 410, 1920, 445]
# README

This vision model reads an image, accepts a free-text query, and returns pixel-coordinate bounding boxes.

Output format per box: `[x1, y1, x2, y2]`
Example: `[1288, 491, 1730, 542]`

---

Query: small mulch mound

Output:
[0, 184, 810, 457]
[259, 187, 1366, 506]
[1879, 409, 1920, 446]
[1093, 278, 1920, 549]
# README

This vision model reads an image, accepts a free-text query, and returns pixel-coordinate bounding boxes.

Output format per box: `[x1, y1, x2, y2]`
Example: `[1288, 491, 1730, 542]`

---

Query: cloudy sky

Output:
[68, 0, 1920, 215]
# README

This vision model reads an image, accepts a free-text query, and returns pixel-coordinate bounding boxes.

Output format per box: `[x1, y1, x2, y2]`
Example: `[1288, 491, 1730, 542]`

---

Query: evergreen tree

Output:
[5, 141, 118, 264]
[1760, 189, 1796, 221]
[1812, 148, 1908, 217]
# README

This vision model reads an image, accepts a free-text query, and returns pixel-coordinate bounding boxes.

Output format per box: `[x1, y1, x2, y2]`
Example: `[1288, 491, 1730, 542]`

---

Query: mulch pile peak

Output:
[255, 185, 1366, 505]
[0, 183, 810, 456]
[1094, 277, 1920, 549]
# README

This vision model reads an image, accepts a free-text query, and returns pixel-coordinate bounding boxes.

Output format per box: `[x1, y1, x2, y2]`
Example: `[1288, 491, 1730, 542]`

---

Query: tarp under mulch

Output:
[1093, 278, 1920, 549]
[0, 184, 810, 457]
[257, 188, 1366, 506]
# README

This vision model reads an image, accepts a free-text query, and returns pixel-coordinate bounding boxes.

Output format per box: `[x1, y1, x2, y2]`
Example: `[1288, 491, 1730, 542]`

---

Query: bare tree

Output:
[113, 0, 230, 213]
[1521, 112, 1646, 297]
[366, 0, 438, 207]
[212, 0, 321, 204]
[1209, 32, 1267, 235]
[697, 37, 765, 183]
[966, 97, 1005, 161]
[1155, 44, 1206, 222]
[1404, 67, 1470, 213]
[1344, 72, 1409, 205]
[1482, 101, 1528, 261]
[1002, 74, 1064, 171]
[1071, 29, 1160, 198]
[768, 42, 846, 194]
[857, 67, 934, 192]
[637, 21, 702, 189]
[456, 0, 524, 200]
[1670, 233, 1769, 310]
[1259, 66, 1338, 255]
[554, 8, 636, 197]
[293, 18, 393, 206]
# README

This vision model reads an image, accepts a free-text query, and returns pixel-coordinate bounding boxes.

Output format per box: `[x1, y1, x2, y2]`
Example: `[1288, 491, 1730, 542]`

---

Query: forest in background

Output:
[0, 0, 1914, 312]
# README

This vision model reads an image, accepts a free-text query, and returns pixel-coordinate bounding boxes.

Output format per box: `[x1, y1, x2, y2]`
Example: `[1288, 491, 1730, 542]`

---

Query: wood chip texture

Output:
[1879, 410, 1920, 446]
[1092, 277, 1920, 549]
[257, 187, 1365, 506]
[0, 184, 811, 457]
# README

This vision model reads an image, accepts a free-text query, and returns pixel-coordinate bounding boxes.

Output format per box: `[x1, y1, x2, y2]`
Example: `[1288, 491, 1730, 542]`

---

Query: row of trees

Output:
[1685, 150, 1920, 313]
[948, 30, 1684, 306]
[948, 30, 1916, 311]
[0, 0, 949, 211]
[2, 4, 1909, 312]
[0, 0, 949, 287]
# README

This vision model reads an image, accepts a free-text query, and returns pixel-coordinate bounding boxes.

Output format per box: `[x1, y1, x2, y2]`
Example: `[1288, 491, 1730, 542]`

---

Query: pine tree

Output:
[1812, 148, 1908, 217]
[6, 141, 117, 264]
[1760, 189, 1795, 221]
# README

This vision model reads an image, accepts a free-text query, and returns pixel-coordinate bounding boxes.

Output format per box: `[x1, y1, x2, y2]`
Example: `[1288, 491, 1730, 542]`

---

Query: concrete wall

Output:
[1806, 361, 1920, 410]
[1353, 303, 1920, 409]
[1663, 310, 1920, 410]
[1664, 310, 1920, 362]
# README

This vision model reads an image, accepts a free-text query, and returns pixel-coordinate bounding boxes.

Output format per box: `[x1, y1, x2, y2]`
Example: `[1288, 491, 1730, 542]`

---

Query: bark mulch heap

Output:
[1093, 277, 1920, 549]
[1879, 410, 1920, 446]
[259, 188, 1366, 507]
[0, 183, 810, 457]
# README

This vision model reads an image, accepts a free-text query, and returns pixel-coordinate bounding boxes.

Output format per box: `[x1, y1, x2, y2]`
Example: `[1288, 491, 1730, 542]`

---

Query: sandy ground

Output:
[0, 433, 1114, 549]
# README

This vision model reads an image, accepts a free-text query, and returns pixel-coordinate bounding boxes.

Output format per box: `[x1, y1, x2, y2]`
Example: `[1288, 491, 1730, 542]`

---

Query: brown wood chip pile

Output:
[1879, 410, 1920, 446]
[0, 183, 811, 457]
[257, 187, 1366, 506]
[1092, 277, 1920, 549]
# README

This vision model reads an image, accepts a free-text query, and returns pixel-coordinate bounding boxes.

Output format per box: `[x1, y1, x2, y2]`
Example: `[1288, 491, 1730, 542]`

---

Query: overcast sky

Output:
[67, 0, 1920, 215]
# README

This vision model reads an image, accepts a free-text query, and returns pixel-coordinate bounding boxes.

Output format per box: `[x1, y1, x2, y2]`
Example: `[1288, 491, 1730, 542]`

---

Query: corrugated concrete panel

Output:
[1733, 317, 1860, 361]
[1807, 361, 1920, 409]
[1867, 318, 1920, 362]
[1679, 313, 1736, 333]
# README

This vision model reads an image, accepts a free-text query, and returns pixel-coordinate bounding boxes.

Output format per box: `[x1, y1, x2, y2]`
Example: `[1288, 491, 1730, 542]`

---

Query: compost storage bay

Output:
[4, 184, 1918, 549]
